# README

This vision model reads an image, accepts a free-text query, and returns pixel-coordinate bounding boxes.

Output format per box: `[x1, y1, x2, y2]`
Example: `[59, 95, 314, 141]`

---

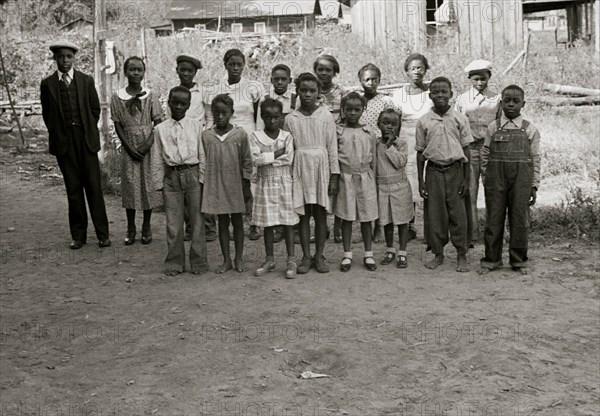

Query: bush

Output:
[532, 186, 600, 241]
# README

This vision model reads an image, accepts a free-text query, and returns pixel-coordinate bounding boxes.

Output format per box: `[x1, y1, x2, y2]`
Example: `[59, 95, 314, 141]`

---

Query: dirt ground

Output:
[0, 138, 598, 416]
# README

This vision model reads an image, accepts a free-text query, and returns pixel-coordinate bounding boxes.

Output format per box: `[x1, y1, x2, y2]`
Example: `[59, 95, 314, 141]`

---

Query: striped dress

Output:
[249, 130, 298, 227]
[375, 136, 414, 225]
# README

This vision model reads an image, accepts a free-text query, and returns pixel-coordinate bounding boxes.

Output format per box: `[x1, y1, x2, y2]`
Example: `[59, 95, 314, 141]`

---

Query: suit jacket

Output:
[40, 70, 101, 156]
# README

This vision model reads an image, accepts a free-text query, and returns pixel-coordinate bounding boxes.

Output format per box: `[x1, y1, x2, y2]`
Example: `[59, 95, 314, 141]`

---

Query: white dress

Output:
[392, 87, 432, 202]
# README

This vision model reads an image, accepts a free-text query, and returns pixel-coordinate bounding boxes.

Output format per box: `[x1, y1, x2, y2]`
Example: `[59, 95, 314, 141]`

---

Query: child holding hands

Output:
[250, 99, 299, 279]
[376, 109, 414, 268]
[335, 92, 378, 272]
[202, 94, 253, 273]
[284, 73, 340, 274]
[111, 56, 163, 246]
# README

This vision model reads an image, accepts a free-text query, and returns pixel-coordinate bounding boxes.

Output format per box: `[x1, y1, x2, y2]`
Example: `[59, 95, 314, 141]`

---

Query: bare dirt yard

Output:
[0, 136, 598, 416]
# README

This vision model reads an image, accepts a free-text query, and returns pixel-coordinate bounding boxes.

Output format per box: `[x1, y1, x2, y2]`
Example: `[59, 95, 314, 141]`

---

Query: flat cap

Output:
[49, 40, 79, 53]
[176, 55, 202, 70]
[464, 59, 493, 75]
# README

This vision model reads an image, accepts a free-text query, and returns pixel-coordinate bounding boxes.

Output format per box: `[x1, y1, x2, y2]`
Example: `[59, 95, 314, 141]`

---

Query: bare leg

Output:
[342, 220, 353, 253]
[299, 212, 312, 259]
[217, 214, 232, 273]
[283, 225, 295, 258]
[231, 213, 246, 272]
[456, 254, 469, 272]
[313, 205, 328, 259]
[263, 226, 274, 258]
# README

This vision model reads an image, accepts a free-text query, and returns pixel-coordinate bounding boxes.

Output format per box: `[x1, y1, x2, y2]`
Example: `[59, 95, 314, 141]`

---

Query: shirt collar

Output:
[169, 116, 187, 126]
[269, 85, 292, 99]
[57, 68, 75, 80]
[429, 107, 454, 120]
[501, 114, 523, 128]
[469, 86, 498, 99]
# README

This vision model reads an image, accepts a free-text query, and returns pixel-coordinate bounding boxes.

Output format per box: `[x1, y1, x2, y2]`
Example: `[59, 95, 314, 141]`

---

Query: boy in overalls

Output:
[479, 85, 541, 275]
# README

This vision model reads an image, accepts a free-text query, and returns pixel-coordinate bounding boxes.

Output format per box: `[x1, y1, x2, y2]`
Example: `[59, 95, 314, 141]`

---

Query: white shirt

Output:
[57, 67, 75, 84]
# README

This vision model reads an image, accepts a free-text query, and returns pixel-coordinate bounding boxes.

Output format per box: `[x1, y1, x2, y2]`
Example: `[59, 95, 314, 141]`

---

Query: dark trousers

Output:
[481, 163, 532, 269]
[163, 167, 208, 273]
[425, 162, 468, 256]
[56, 125, 109, 242]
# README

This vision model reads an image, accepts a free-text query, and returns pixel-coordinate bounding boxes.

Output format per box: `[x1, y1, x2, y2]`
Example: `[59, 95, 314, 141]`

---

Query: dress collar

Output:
[117, 87, 150, 100]
[255, 130, 284, 146]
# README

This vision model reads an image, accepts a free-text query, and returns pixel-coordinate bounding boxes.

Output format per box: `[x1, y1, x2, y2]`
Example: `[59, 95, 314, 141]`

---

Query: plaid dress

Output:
[376, 137, 414, 225]
[249, 130, 298, 227]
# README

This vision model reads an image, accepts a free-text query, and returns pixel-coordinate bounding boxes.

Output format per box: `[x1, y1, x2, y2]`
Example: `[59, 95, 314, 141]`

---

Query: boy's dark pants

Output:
[56, 125, 109, 242]
[425, 162, 468, 256]
[481, 127, 533, 269]
[163, 166, 208, 273]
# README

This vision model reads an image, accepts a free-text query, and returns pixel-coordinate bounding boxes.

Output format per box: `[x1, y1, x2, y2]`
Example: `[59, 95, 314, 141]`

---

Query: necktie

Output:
[61, 73, 70, 86]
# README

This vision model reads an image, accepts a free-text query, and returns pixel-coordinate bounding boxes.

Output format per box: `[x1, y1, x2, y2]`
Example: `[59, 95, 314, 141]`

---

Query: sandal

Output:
[124, 231, 136, 245]
[314, 256, 330, 273]
[285, 261, 297, 279]
[380, 252, 395, 265]
[396, 255, 408, 269]
[297, 256, 313, 274]
[364, 256, 377, 271]
[254, 261, 276, 277]
[339, 257, 352, 272]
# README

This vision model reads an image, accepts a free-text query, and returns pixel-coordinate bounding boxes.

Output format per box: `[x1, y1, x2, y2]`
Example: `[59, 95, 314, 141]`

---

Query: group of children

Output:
[111, 51, 540, 278]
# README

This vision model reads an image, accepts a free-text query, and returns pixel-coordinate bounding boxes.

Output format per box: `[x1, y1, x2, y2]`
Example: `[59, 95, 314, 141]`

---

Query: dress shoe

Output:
[98, 239, 112, 248]
[249, 225, 261, 241]
[70, 240, 85, 250]
[206, 231, 216, 242]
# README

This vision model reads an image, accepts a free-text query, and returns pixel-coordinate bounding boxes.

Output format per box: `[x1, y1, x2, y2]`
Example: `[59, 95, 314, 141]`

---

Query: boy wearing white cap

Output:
[40, 41, 111, 249]
[455, 59, 501, 245]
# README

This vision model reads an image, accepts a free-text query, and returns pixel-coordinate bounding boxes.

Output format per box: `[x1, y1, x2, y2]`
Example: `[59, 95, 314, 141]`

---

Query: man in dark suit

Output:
[40, 41, 111, 249]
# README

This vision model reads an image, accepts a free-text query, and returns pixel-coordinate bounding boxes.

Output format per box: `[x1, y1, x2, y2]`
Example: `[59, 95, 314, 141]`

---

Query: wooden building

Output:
[165, 0, 323, 35]
[341, 0, 598, 57]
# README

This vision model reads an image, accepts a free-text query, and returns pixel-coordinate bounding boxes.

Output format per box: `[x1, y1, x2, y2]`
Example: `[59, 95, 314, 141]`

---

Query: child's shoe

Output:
[339, 257, 352, 272]
[285, 261, 297, 279]
[254, 261, 276, 277]
[364, 256, 377, 271]
[297, 256, 313, 274]
[396, 255, 408, 268]
[314, 256, 330, 273]
[380, 251, 395, 265]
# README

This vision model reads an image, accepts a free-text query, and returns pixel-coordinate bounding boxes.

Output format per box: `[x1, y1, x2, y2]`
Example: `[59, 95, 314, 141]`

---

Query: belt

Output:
[427, 160, 461, 171]
[169, 163, 199, 172]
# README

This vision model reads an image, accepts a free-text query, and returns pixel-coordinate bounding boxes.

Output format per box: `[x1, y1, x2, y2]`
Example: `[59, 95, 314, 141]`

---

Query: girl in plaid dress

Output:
[250, 99, 298, 279]
[377, 109, 414, 268]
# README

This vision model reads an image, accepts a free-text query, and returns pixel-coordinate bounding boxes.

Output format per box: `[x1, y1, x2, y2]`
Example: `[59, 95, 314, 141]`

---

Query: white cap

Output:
[49, 40, 79, 53]
[464, 59, 493, 75]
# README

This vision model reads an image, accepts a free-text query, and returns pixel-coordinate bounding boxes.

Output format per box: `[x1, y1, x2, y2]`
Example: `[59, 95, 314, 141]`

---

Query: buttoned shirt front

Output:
[454, 87, 501, 140]
[482, 114, 541, 188]
[415, 108, 474, 165]
[151, 117, 205, 190]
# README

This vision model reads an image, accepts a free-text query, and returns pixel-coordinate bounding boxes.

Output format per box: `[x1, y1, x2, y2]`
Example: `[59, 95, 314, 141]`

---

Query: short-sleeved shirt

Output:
[203, 77, 264, 134]
[415, 108, 474, 165]
[454, 87, 501, 140]
[482, 114, 541, 188]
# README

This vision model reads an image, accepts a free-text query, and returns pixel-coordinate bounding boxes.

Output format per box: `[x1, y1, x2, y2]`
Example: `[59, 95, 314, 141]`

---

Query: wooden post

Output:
[94, 0, 109, 161]
[304, 15, 308, 35]
[595, 0, 600, 53]
[523, 30, 532, 71]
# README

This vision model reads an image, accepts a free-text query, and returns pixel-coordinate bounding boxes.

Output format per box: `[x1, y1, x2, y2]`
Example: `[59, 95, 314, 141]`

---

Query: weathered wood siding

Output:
[349, 0, 427, 51]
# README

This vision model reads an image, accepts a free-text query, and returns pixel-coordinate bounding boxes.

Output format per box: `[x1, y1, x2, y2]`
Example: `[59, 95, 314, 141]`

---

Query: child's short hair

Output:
[377, 108, 402, 126]
[260, 98, 283, 114]
[223, 48, 245, 65]
[429, 76, 452, 89]
[404, 53, 430, 72]
[502, 84, 525, 99]
[341, 91, 366, 109]
[294, 72, 321, 92]
[123, 56, 146, 73]
[211, 93, 234, 110]
[271, 64, 292, 78]
[358, 63, 381, 81]
[313, 54, 340, 74]
[168, 85, 191, 102]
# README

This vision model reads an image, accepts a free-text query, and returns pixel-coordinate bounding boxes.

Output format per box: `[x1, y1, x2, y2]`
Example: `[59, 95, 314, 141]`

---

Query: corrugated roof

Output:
[167, 0, 322, 20]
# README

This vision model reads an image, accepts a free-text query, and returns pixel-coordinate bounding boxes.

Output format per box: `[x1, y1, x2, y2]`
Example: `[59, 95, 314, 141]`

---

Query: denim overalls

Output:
[481, 119, 533, 269]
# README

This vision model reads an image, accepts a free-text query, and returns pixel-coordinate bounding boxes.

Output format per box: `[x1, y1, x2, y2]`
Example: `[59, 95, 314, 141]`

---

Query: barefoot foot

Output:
[425, 254, 444, 269]
[216, 260, 233, 274]
[477, 267, 491, 275]
[456, 254, 469, 272]
[234, 258, 247, 273]
[513, 267, 529, 275]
